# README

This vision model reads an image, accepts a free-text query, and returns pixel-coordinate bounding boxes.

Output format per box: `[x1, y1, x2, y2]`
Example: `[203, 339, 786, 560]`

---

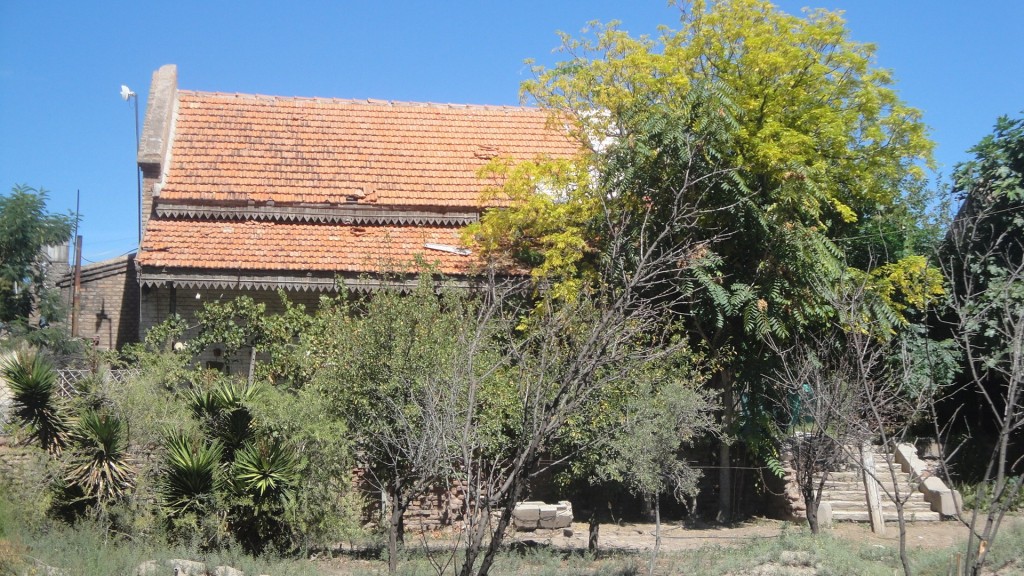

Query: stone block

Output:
[921, 476, 959, 515]
[514, 500, 573, 531]
[514, 504, 541, 521]
[817, 501, 833, 529]
[539, 505, 557, 520]
[894, 444, 918, 474]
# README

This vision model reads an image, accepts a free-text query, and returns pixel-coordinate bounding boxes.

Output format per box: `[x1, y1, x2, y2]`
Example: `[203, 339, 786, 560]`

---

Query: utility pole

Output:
[71, 235, 83, 337]
[121, 84, 141, 245]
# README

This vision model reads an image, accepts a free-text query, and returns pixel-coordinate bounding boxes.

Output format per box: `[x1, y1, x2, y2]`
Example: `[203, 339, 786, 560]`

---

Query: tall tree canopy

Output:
[0, 185, 74, 326]
[942, 114, 1024, 576]
[468, 0, 942, 519]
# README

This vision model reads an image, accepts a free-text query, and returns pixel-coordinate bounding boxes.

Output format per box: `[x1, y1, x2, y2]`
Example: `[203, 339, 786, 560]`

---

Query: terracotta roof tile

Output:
[159, 91, 578, 208]
[138, 219, 479, 275]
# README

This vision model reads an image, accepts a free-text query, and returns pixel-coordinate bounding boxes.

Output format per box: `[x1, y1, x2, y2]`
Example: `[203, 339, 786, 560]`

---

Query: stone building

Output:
[65, 64, 575, 353]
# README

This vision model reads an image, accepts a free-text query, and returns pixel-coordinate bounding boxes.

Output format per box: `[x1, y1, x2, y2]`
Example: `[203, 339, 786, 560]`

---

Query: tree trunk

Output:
[718, 370, 734, 523]
[465, 461, 532, 576]
[805, 488, 819, 535]
[387, 485, 405, 575]
[648, 494, 661, 576]
[897, 505, 912, 576]
[247, 345, 257, 386]
[588, 508, 600, 554]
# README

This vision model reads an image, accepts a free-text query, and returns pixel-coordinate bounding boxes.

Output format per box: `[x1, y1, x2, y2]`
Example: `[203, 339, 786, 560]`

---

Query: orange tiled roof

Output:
[138, 219, 480, 276]
[159, 91, 578, 208]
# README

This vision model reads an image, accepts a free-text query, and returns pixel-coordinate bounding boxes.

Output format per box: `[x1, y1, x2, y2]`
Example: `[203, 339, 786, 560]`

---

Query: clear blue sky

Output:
[2, 1, 1022, 263]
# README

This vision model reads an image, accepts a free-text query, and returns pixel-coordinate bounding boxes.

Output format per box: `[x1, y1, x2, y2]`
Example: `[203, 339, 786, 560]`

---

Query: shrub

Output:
[1, 348, 69, 454]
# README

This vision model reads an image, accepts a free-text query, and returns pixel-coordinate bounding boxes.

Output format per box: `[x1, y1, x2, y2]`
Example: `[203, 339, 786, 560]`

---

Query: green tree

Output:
[942, 114, 1024, 576]
[472, 0, 940, 520]
[304, 279, 489, 574]
[0, 185, 74, 330]
[595, 352, 717, 575]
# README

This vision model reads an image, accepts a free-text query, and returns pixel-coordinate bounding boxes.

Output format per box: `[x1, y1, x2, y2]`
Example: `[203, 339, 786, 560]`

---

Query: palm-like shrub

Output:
[186, 379, 259, 458]
[230, 437, 301, 554]
[65, 409, 135, 503]
[1, 349, 68, 454]
[232, 438, 299, 502]
[160, 432, 223, 517]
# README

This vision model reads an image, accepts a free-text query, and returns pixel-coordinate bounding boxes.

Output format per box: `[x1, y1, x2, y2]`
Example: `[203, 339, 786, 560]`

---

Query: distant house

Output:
[66, 64, 576, 357]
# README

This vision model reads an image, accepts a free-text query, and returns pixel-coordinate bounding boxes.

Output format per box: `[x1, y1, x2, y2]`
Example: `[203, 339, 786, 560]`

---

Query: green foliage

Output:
[232, 438, 299, 501]
[64, 408, 135, 504]
[160, 376, 306, 553]
[960, 478, 1024, 513]
[188, 292, 313, 384]
[118, 314, 192, 389]
[954, 114, 1024, 205]
[186, 376, 259, 457]
[465, 157, 598, 299]
[160, 432, 224, 518]
[1, 348, 69, 454]
[0, 509, 325, 576]
[307, 279, 489, 479]
[947, 113, 1024, 363]
[0, 184, 74, 327]
[246, 381, 362, 549]
[469, 4, 947, 516]
[594, 349, 718, 503]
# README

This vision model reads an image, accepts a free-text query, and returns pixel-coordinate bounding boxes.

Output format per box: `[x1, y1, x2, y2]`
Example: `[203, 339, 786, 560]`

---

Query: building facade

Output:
[67, 64, 575, 352]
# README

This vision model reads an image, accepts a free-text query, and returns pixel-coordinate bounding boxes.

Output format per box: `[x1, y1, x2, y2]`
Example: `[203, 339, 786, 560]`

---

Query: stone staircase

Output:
[816, 445, 942, 523]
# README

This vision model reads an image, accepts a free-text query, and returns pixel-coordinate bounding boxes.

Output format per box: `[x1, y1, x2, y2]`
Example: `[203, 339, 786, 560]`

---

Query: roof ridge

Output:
[177, 89, 540, 112]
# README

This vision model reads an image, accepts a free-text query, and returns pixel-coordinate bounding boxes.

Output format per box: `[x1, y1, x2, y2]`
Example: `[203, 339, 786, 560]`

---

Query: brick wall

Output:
[57, 254, 139, 350]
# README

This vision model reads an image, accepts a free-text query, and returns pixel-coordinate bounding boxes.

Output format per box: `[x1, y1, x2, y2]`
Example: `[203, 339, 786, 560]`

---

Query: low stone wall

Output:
[353, 469, 467, 531]
[0, 435, 46, 491]
[893, 443, 962, 516]
[770, 446, 811, 522]
[402, 480, 466, 531]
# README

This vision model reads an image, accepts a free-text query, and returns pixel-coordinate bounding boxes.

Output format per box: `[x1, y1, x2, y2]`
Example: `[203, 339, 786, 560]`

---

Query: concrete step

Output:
[821, 471, 919, 483]
[819, 490, 925, 502]
[827, 501, 935, 514]
[832, 510, 942, 522]
[796, 444, 952, 523]
[819, 480, 919, 490]
[818, 483, 919, 495]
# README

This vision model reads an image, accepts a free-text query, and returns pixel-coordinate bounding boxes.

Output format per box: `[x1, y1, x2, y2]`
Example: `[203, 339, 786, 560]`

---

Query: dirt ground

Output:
[318, 517, 1021, 575]
[505, 517, 981, 553]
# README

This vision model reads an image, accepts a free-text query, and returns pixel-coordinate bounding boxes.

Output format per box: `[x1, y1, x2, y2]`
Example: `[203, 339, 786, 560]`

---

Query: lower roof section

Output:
[138, 218, 481, 276]
[138, 268, 475, 293]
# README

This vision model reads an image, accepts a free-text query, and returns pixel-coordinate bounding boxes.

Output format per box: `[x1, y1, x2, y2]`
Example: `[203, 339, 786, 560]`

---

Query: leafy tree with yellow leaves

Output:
[469, 0, 945, 520]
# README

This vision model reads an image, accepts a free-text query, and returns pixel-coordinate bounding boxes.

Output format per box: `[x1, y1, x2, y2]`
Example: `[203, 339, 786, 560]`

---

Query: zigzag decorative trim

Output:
[139, 270, 473, 293]
[154, 203, 480, 226]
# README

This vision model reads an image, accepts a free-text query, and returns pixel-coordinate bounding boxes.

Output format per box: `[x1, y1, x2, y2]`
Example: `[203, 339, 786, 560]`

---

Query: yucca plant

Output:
[232, 438, 300, 502]
[229, 438, 301, 554]
[185, 379, 260, 458]
[65, 409, 135, 503]
[1, 349, 69, 454]
[160, 432, 223, 517]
